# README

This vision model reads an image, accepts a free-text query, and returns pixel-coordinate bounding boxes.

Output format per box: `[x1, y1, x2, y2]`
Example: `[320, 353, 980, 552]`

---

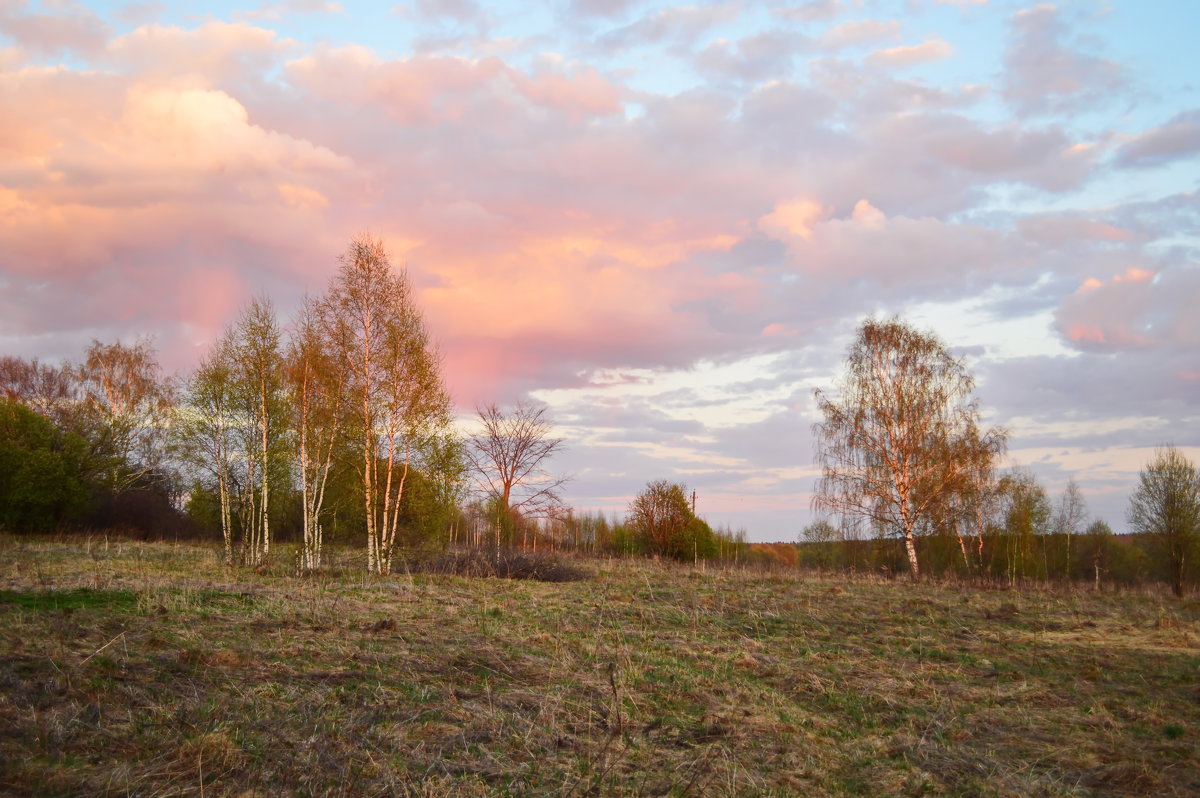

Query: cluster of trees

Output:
[1, 234, 744, 571]
[1, 236, 458, 575]
[1, 339, 177, 534]
[811, 318, 1200, 595]
[175, 236, 455, 574]
[447, 483, 748, 564]
[799, 476, 1153, 587]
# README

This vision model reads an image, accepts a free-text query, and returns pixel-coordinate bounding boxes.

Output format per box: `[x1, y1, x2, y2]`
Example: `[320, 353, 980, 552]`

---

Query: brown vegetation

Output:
[1, 536, 1196, 796]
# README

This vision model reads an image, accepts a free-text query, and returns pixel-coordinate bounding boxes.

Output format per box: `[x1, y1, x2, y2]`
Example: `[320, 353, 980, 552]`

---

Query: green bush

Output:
[0, 399, 89, 531]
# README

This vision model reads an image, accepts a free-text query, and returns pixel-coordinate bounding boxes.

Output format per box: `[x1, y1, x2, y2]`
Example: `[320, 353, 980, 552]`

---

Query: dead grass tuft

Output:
[178, 731, 243, 769]
[983, 600, 1020, 619]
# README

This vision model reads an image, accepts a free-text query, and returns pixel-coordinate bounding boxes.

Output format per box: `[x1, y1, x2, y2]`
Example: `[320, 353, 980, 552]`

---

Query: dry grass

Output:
[0, 535, 1197, 796]
[413, 547, 592, 583]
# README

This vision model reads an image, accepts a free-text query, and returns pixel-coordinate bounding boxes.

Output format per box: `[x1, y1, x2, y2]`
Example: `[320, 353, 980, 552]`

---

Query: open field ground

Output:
[0, 537, 1197, 796]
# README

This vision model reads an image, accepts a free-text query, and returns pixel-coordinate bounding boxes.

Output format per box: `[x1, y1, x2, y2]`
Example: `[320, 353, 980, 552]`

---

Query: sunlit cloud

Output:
[866, 38, 953, 67]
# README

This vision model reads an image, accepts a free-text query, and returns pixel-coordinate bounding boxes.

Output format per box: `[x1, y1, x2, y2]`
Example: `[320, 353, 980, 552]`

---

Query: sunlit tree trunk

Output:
[217, 297, 286, 570]
[289, 301, 345, 572]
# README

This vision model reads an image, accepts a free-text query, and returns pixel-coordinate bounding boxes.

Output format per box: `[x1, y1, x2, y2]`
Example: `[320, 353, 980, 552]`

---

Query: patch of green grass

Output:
[0, 587, 137, 612]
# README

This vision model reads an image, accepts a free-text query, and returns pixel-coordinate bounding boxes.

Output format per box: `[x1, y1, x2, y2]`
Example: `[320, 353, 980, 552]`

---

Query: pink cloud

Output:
[772, 2, 842, 24]
[866, 39, 954, 68]
[1062, 323, 1147, 349]
[757, 198, 827, 240]
[1003, 4, 1127, 115]
[106, 21, 292, 79]
[510, 65, 623, 119]
[0, 1, 109, 58]
[286, 49, 623, 126]
[758, 197, 1024, 292]
[0, 7, 1191, 425]
[237, 0, 344, 21]
[1115, 110, 1200, 169]
[1055, 268, 1161, 352]
[1018, 215, 1137, 247]
[598, 4, 740, 51]
[822, 19, 900, 49]
[411, 224, 745, 403]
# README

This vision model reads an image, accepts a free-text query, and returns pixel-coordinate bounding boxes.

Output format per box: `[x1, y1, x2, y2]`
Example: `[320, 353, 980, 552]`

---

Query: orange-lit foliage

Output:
[747, 543, 799, 568]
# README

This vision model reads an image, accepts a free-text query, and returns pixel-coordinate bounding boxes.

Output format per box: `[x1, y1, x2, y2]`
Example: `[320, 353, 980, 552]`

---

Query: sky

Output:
[1, 0, 1198, 541]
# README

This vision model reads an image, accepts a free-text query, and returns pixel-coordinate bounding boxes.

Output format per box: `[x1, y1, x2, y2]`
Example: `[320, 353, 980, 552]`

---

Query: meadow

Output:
[0, 536, 1196, 796]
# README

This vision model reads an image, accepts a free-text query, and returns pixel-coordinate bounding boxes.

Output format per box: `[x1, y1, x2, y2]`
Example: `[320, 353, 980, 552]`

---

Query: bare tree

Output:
[1054, 478, 1088, 579]
[1128, 445, 1200, 597]
[0, 356, 75, 424]
[813, 317, 1006, 581]
[319, 234, 452, 575]
[467, 401, 568, 534]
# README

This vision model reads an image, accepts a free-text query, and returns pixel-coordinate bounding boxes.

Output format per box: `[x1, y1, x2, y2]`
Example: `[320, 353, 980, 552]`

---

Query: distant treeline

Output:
[751, 530, 1169, 590]
[1, 368, 1194, 594]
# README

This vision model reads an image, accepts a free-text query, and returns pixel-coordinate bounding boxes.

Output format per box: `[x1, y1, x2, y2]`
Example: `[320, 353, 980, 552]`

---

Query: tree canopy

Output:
[1128, 445, 1200, 597]
[628, 480, 715, 562]
[813, 317, 1006, 580]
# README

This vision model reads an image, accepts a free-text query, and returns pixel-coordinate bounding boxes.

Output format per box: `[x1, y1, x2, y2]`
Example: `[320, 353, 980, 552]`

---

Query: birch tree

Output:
[813, 317, 1006, 581]
[175, 341, 238, 565]
[176, 301, 287, 568]
[230, 298, 287, 568]
[319, 234, 451, 575]
[942, 423, 1007, 576]
[1053, 478, 1088, 579]
[287, 299, 347, 571]
[998, 468, 1051, 582]
[1128, 445, 1200, 597]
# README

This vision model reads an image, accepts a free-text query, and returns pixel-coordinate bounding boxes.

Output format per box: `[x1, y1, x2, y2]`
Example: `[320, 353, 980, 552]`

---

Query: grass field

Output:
[0, 536, 1197, 796]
